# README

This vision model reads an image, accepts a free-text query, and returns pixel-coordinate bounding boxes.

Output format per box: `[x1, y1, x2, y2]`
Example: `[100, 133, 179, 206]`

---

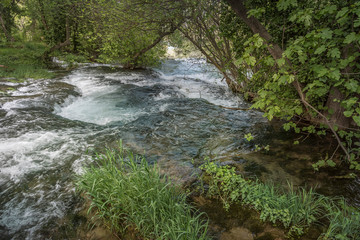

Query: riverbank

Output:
[77, 145, 360, 240]
[0, 42, 55, 82]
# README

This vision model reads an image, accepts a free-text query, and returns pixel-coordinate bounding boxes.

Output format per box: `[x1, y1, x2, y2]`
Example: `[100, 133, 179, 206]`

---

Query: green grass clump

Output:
[77, 144, 209, 240]
[0, 42, 55, 81]
[321, 199, 360, 240]
[200, 161, 360, 239]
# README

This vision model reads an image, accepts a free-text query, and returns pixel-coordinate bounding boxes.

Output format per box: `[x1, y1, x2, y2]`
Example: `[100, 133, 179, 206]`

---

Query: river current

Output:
[0, 59, 359, 239]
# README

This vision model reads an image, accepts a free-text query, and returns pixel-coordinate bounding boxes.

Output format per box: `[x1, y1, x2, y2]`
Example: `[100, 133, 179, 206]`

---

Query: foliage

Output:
[244, 132, 269, 152]
[77, 144, 209, 240]
[25, 0, 76, 44]
[178, 0, 249, 92]
[321, 199, 360, 240]
[200, 160, 360, 239]
[0, 0, 21, 42]
[0, 42, 55, 80]
[222, 0, 360, 168]
[24, 0, 184, 68]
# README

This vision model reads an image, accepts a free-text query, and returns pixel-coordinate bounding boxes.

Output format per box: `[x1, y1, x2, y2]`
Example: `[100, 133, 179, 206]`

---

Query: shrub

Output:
[200, 160, 360, 239]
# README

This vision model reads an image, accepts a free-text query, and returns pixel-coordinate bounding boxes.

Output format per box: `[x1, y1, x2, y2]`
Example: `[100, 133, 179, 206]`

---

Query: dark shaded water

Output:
[0, 59, 359, 239]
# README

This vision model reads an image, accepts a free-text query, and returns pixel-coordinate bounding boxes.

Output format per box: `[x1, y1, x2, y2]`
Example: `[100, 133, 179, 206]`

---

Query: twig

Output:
[330, 145, 340, 160]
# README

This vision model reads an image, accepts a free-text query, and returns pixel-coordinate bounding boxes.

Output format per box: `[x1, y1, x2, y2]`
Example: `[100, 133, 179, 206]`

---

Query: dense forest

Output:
[1, 0, 360, 239]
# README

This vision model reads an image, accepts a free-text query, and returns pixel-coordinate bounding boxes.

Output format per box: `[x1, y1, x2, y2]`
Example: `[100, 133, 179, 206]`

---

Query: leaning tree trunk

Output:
[325, 87, 350, 129]
[124, 23, 182, 69]
[0, 13, 14, 42]
[225, 0, 351, 161]
[43, 17, 71, 62]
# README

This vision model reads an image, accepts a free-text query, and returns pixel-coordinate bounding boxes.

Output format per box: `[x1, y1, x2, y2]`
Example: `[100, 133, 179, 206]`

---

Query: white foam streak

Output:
[0, 131, 88, 184]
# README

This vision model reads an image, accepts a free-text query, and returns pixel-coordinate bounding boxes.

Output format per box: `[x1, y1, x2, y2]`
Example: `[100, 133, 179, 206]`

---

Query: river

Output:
[0, 59, 359, 239]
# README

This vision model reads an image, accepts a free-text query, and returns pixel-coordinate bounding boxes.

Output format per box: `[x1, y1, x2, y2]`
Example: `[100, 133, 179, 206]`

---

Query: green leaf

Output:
[277, 0, 298, 11]
[247, 8, 266, 18]
[344, 110, 354, 117]
[264, 57, 275, 66]
[276, 58, 286, 66]
[353, 115, 360, 126]
[314, 45, 326, 54]
[328, 69, 340, 80]
[329, 48, 340, 58]
[339, 56, 356, 68]
[298, 54, 307, 64]
[344, 79, 359, 92]
[344, 32, 358, 44]
[244, 133, 254, 141]
[322, 5, 337, 14]
[295, 107, 303, 115]
[342, 97, 358, 108]
[336, 7, 349, 19]
[355, 18, 360, 28]
[313, 65, 328, 77]
[246, 56, 256, 66]
[326, 160, 336, 167]
[320, 28, 333, 39]
[278, 75, 288, 85]
[317, 160, 326, 167]
[283, 123, 291, 131]
[302, 14, 312, 27]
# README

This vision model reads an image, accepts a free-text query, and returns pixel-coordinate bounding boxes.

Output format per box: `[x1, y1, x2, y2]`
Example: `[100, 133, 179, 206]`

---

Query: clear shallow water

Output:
[0, 59, 358, 239]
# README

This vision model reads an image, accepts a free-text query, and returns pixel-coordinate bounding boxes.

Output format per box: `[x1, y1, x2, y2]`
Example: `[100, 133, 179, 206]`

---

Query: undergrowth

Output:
[76, 143, 209, 240]
[200, 160, 360, 239]
[0, 42, 55, 81]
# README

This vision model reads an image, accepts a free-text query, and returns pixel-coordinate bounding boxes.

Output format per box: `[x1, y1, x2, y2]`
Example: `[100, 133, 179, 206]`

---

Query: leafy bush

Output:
[77, 144, 209, 240]
[200, 160, 360, 239]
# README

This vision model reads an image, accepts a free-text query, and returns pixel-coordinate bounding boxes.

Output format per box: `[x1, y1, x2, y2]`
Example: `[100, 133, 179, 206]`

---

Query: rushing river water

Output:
[0, 59, 359, 239]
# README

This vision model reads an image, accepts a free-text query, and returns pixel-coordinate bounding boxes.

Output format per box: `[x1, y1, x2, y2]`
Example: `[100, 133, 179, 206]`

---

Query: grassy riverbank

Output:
[0, 42, 55, 81]
[201, 161, 360, 239]
[76, 144, 209, 240]
[77, 145, 360, 240]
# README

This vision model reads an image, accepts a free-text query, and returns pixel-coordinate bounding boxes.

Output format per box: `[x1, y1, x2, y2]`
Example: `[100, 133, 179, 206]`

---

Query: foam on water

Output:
[0, 59, 264, 239]
[56, 70, 150, 125]
[0, 181, 73, 239]
[55, 59, 247, 126]
[0, 130, 86, 184]
[153, 59, 245, 108]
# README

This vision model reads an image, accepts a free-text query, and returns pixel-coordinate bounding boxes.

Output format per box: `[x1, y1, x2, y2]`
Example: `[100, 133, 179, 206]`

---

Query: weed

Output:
[0, 42, 55, 81]
[200, 160, 360, 239]
[77, 143, 209, 240]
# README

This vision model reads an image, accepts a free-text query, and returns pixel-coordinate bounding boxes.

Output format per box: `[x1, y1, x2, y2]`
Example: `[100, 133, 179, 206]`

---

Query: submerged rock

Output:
[220, 227, 254, 240]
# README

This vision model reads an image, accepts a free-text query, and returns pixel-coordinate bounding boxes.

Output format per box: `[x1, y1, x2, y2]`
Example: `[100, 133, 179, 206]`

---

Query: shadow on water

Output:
[0, 59, 358, 239]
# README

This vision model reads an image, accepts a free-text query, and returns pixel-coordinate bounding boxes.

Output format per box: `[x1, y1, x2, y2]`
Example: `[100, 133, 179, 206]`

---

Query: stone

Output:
[220, 227, 254, 240]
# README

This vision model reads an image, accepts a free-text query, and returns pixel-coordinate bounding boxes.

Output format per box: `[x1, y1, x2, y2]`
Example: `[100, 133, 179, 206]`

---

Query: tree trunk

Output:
[325, 87, 350, 129]
[0, 13, 14, 42]
[125, 23, 181, 69]
[38, 0, 50, 31]
[225, 0, 346, 125]
[43, 17, 71, 62]
[225, 0, 351, 160]
[179, 28, 241, 92]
